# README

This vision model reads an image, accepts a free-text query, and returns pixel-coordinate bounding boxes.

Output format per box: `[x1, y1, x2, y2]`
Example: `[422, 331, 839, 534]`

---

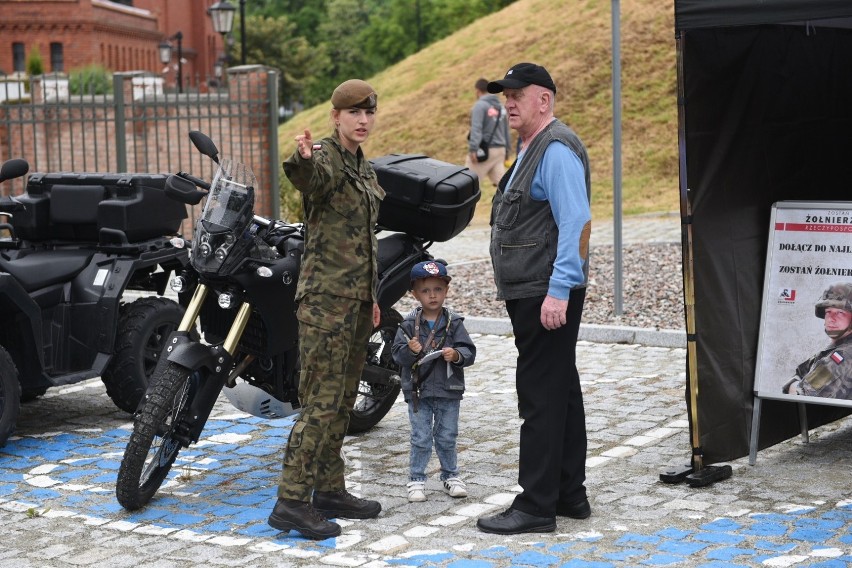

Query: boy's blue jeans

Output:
[407, 396, 460, 482]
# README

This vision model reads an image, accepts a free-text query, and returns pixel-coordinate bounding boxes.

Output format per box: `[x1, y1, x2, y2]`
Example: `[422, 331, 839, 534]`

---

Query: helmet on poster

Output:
[814, 283, 852, 319]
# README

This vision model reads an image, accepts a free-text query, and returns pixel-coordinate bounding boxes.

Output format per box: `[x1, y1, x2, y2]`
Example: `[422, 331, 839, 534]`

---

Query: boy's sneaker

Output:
[407, 481, 426, 502]
[442, 477, 467, 498]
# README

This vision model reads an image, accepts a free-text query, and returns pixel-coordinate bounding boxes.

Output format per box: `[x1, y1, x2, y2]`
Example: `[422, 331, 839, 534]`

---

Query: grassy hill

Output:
[277, 0, 678, 223]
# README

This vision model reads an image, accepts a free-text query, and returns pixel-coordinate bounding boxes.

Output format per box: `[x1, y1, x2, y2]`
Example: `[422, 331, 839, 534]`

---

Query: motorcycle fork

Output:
[178, 282, 253, 358]
[178, 282, 209, 332]
[174, 283, 253, 442]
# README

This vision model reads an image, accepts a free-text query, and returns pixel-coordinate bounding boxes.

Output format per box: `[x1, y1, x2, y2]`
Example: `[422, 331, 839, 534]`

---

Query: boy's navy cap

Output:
[488, 62, 557, 94]
[410, 261, 451, 287]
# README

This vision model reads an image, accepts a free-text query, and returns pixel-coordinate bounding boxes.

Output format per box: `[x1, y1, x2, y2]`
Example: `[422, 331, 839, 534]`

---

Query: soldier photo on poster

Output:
[754, 201, 852, 408]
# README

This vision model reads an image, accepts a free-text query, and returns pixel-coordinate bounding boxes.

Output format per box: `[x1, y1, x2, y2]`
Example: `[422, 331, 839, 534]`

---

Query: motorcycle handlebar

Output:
[177, 171, 211, 190]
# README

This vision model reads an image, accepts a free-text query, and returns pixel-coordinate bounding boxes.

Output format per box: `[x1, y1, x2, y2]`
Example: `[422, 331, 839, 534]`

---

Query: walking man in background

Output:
[477, 62, 593, 535]
[466, 77, 511, 186]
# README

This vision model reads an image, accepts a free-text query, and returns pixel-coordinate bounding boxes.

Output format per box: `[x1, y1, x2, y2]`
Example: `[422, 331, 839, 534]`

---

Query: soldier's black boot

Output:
[313, 489, 382, 519]
[268, 498, 342, 539]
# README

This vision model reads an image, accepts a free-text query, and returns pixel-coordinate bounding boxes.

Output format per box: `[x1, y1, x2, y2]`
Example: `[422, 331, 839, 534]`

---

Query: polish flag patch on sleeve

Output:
[831, 351, 844, 364]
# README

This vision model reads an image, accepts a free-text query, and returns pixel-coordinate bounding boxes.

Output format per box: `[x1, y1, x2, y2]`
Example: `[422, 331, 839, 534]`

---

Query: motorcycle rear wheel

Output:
[116, 362, 196, 510]
[102, 297, 185, 414]
[348, 309, 403, 433]
[0, 345, 21, 448]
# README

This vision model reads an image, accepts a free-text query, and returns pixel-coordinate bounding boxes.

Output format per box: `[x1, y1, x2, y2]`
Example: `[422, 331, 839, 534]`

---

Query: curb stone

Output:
[465, 316, 686, 348]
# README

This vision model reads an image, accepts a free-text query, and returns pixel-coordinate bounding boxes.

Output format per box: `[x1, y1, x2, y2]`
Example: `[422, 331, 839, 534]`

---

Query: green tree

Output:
[243, 0, 518, 105]
[306, 0, 375, 104]
[26, 45, 44, 76]
[237, 13, 330, 107]
[250, 0, 327, 39]
[358, 0, 509, 70]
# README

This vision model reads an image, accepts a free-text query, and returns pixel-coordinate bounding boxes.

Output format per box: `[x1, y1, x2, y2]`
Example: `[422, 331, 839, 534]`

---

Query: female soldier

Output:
[268, 79, 384, 540]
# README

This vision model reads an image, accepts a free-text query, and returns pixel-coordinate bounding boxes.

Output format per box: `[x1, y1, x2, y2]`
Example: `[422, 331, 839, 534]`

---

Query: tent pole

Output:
[668, 29, 732, 488]
[612, 0, 624, 315]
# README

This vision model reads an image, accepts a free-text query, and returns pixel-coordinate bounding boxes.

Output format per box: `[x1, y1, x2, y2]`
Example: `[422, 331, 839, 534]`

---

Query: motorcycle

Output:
[116, 132, 439, 510]
[0, 158, 190, 447]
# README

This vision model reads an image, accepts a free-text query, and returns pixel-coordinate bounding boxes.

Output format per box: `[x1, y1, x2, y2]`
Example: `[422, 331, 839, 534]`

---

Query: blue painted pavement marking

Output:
[2, 410, 852, 565]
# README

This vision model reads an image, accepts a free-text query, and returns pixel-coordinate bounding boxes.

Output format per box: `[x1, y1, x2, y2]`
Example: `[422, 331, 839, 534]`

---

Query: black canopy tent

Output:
[674, 0, 852, 463]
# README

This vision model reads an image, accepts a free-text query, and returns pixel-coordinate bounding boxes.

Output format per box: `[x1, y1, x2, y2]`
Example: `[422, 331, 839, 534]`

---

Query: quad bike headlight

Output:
[170, 275, 188, 293]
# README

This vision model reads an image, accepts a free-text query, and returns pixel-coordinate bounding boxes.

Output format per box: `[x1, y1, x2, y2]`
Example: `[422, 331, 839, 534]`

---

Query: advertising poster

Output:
[754, 201, 852, 408]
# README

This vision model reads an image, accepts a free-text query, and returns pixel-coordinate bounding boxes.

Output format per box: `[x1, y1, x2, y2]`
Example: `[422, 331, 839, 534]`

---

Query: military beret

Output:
[331, 79, 378, 109]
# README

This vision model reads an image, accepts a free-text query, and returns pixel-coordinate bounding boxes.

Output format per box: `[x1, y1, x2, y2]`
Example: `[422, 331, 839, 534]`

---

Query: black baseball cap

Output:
[487, 62, 557, 94]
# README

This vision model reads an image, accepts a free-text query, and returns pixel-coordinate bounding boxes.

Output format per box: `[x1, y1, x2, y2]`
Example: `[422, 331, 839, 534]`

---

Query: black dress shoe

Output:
[268, 498, 341, 540]
[313, 489, 381, 519]
[476, 507, 556, 535]
[556, 497, 591, 519]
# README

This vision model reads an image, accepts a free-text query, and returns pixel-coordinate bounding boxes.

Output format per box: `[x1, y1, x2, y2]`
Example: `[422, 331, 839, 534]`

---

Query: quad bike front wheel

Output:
[0, 345, 20, 447]
[347, 309, 403, 434]
[116, 362, 196, 510]
[102, 297, 184, 413]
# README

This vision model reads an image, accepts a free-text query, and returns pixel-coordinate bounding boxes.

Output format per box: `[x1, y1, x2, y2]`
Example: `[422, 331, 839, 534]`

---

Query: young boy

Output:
[392, 261, 476, 502]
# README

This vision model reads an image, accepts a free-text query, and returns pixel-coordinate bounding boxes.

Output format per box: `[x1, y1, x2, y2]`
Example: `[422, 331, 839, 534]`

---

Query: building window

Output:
[50, 43, 64, 72]
[12, 43, 25, 72]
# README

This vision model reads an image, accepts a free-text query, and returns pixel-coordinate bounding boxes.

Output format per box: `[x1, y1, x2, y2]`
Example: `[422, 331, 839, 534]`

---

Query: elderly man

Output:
[477, 63, 592, 535]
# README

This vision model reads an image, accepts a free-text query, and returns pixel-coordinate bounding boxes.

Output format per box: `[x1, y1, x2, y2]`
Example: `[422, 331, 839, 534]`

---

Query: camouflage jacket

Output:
[792, 333, 852, 399]
[283, 132, 385, 302]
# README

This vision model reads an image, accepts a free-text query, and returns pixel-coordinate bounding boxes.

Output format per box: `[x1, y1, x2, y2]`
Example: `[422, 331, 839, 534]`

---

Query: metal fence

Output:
[0, 66, 280, 224]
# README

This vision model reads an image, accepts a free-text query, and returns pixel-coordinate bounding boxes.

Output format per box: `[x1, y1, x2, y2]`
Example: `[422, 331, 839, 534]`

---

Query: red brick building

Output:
[0, 0, 226, 89]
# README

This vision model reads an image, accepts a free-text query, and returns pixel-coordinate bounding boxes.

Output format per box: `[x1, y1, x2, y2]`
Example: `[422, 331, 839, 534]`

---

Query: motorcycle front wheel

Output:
[348, 309, 403, 433]
[116, 362, 196, 510]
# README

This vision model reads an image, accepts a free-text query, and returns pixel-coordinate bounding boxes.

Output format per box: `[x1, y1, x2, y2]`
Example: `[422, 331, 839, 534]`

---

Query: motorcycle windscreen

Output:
[192, 158, 257, 274]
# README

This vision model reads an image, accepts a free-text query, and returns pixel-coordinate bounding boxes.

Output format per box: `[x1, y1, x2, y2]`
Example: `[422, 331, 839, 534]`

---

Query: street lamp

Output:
[208, 0, 246, 66]
[158, 31, 183, 93]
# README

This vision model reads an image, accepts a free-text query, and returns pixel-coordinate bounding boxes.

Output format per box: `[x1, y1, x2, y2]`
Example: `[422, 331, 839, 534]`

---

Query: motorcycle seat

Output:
[0, 249, 95, 292]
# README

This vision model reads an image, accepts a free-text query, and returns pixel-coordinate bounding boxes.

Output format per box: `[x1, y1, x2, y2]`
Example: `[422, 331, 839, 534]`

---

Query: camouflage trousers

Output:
[277, 293, 374, 501]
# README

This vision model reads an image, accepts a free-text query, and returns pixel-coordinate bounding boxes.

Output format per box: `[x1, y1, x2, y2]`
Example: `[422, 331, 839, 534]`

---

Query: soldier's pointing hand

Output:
[295, 129, 313, 159]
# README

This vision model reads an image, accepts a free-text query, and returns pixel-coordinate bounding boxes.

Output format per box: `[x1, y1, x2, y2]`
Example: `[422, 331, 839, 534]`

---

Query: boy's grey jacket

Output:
[391, 308, 477, 402]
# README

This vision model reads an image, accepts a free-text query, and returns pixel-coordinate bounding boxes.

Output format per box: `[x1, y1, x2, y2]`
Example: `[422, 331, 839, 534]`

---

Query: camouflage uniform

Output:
[785, 283, 852, 399]
[790, 334, 852, 399]
[278, 131, 384, 502]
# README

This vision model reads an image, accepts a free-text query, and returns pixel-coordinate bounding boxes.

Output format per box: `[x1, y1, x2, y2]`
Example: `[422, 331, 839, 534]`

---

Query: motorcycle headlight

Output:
[170, 275, 188, 293]
[169, 237, 187, 249]
[218, 293, 233, 309]
[256, 266, 273, 278]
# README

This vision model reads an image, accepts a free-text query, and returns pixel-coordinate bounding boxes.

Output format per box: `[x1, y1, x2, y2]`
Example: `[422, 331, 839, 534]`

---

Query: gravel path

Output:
[394, 242, 685, 331]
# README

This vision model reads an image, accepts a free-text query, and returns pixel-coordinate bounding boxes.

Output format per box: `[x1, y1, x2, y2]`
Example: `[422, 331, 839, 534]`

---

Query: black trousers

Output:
[506, 287, 587, 517]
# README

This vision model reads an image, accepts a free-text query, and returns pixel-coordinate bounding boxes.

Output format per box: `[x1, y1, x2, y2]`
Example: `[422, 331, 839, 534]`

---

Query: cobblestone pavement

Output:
[2, 332, 851, 567]
[2, 215, 851, 566]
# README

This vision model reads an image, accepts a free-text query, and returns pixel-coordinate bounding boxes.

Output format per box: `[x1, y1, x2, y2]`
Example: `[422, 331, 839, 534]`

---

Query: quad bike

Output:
[0, 158, 190, 447]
